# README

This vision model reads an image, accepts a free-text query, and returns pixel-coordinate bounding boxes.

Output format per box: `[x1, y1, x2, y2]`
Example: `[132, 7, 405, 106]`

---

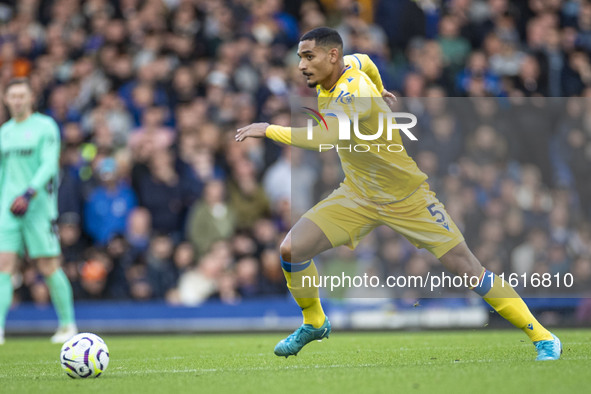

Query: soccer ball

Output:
[60, 333, 110, 378]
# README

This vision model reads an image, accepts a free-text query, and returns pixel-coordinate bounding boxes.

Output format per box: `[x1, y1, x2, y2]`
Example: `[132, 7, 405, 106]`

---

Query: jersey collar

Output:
[317, 65, 352, 95]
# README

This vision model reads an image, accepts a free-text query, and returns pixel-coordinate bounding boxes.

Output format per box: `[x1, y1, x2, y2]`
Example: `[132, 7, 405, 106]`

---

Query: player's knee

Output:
[0, 253, 17, 273]
[279, 238, 291, 263]
[36, 257, 60, 277]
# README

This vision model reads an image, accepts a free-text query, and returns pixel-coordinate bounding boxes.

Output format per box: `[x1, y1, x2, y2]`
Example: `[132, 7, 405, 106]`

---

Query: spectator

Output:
[418, 114, 463, 177]
[438, 14, 471, 72]
[59, 212, 86, 268]
[105, 235, 134, 299]
[231, 232, 259, 258]
[513, 55, 545, 96]
[172, 242, 196, 280]
[84, 158, 138, 245]
[81, 90, 133, 146]
[45, 85, 82, 131]
[263, 146, 291, 206]
[571, 256, 591, 295]
[78, 252, 110, 300]
[133, 149, 187, 239]
[213, 271, 241, 305]
[58, 146, 84, 219]
[465, 125, 507, 166]
[564, 128, 591, 217]
[562, 49, 591, 96]
[227, 158, 271, 229]
[186, 180, 236, 256]
[489, 35, 525, 77]
[145, 234, 177, 299]
[511, 228, 549, 275]
[234, 256, 260, 298]
[127, 264, 154, 302]
[259, 248, 287, 296]
[456, 50, 502, 96]
[126, 207, 152, 256]
[128, 106, 175, 162]
[175, 252, 227, 306]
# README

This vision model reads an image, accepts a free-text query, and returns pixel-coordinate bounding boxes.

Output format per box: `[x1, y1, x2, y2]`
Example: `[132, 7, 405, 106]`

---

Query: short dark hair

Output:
[5, 77, 32, 93]
[300, 27, 343, 51]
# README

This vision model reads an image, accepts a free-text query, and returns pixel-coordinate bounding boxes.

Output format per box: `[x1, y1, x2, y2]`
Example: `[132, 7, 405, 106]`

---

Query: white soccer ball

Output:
[60, 333, 110, 378]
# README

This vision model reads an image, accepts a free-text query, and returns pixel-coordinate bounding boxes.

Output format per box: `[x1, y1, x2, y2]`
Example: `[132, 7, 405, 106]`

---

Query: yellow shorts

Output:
[303, 182, 464, 259]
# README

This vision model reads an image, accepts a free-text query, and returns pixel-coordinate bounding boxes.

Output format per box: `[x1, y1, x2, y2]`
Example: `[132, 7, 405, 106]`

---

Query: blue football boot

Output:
[274, 317, 331, 358]
[534, 333, 562, 361]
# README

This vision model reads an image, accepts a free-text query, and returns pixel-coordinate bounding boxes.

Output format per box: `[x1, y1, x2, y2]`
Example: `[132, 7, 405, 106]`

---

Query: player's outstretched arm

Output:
[235, 122, 270, 142]
[236, 119, 338, 150]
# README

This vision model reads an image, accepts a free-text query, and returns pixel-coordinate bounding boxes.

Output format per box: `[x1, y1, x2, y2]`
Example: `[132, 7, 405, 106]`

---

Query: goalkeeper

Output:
[0, 78, 77, 344]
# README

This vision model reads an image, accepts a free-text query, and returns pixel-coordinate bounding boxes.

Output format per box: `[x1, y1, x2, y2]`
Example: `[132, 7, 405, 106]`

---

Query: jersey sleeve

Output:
[29, 119, 60, 194]
[344, 53, 385, 93]
[266, 115, 340, 150]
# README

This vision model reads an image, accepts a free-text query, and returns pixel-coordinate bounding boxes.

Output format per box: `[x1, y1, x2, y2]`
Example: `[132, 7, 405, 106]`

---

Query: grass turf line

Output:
[0, 329, 589, 394]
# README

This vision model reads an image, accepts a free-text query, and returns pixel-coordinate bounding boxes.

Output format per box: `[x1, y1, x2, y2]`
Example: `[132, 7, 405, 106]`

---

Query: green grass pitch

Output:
[1, 329, 590, 394]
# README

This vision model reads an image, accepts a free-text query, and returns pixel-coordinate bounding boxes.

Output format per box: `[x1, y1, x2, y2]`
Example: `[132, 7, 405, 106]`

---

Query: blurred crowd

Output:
[0, 0, 590, 318]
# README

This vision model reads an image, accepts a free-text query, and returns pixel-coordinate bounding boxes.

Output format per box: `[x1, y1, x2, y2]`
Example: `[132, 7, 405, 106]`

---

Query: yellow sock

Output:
[471, 269, 553, 342]
[281, 257, 326, 328]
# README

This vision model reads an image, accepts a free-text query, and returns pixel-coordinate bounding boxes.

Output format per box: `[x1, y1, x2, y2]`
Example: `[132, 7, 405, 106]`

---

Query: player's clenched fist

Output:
[381, 89, 397, 110]
[10, 188, 36, 216]
[235, 122, 269, 142]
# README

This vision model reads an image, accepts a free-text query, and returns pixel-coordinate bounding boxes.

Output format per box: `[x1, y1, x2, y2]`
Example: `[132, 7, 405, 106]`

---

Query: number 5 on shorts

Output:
[427, 203, 450, 230]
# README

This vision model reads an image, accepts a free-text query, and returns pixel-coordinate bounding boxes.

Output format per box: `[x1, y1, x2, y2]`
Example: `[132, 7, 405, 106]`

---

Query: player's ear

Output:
[329, 48, 339, 64]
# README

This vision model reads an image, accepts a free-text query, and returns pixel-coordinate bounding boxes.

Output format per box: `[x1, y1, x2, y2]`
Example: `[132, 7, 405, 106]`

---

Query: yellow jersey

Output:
[267, 53, 427, 203]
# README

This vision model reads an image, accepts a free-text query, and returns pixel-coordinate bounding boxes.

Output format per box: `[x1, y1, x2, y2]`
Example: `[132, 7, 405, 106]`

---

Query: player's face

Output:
[4, 83, 34, 119]
[297, 40, 335, 88]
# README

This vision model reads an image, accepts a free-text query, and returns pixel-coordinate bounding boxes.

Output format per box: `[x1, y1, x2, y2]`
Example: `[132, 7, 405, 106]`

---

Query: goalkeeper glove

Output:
[10, 188, 36, 216]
